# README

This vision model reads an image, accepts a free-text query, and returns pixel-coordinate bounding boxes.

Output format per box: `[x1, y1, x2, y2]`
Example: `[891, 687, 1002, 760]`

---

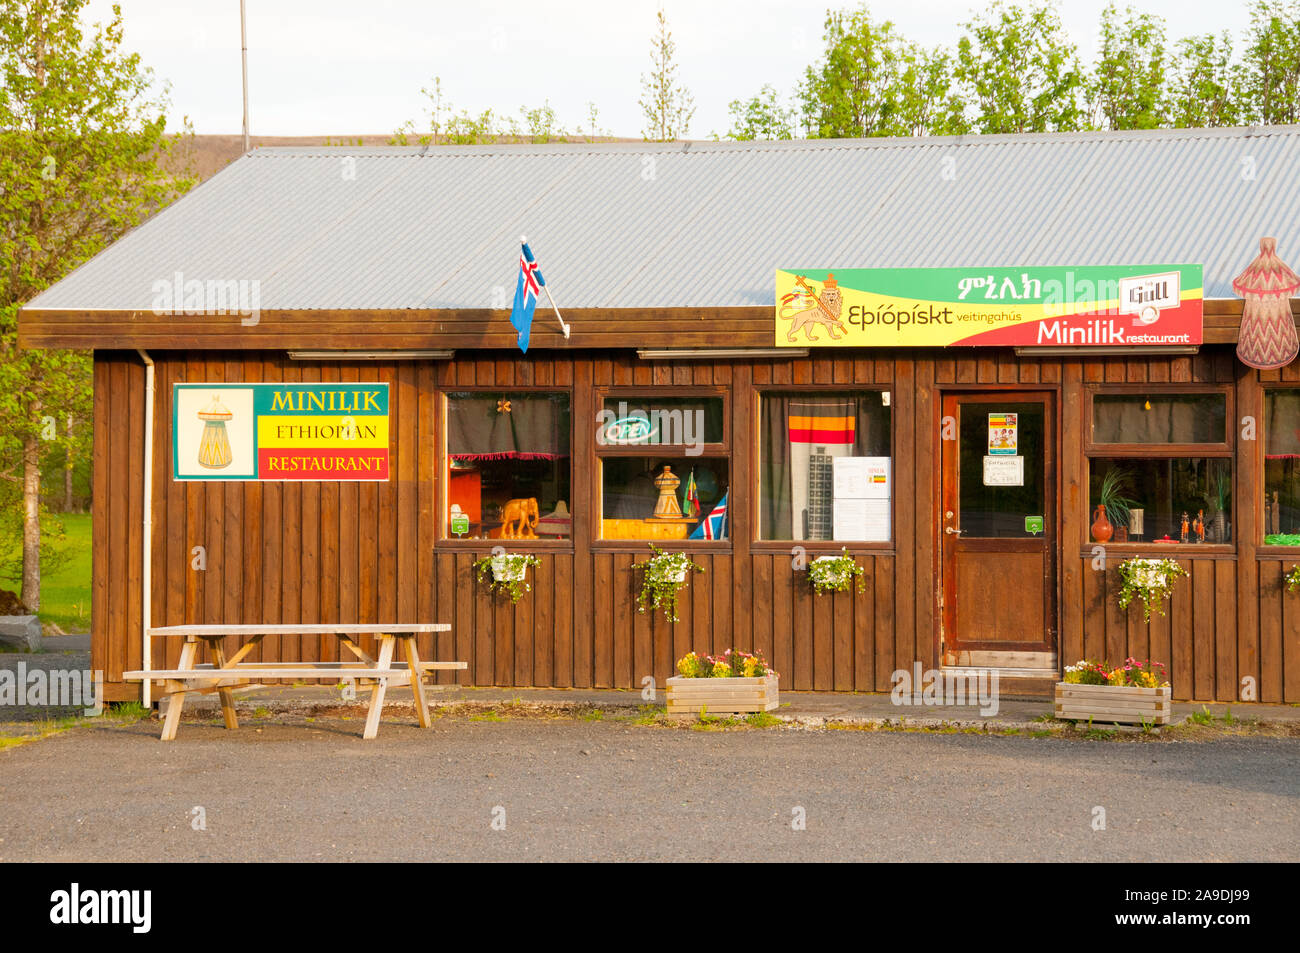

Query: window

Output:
[1264, 390, 1300, 545]
[758, 391, 892, 541]
[1086, 388, 1232, 545]
[1092, 393, 1227, 445]
[1089, 458, 1232, 543]
[597, 392, 729, 541]
[444, 392, 571, 540]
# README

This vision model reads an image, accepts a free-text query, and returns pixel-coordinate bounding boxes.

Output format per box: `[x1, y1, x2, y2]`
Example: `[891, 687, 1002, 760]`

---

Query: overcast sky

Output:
[85, 0, 1262, 138]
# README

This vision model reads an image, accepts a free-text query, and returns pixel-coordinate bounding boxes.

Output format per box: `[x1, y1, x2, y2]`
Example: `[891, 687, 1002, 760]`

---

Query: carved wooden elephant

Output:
[500, 497, 539, 539]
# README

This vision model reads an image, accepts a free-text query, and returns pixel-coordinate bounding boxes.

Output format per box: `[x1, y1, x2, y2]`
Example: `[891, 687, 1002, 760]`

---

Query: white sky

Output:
[85, 0, 1260, 138]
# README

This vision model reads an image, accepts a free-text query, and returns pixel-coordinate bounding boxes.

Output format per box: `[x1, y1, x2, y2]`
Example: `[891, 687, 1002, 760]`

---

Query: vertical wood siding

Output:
[90, 347, 1299, 702]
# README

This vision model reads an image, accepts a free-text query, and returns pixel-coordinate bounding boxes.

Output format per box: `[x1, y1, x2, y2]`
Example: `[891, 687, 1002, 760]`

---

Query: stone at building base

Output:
[0, 615, 43, 652]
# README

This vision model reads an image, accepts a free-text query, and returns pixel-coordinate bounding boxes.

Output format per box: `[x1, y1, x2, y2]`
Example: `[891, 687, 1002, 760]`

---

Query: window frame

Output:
[1084, 384, 1232, 456]
[750, 385, 895, 554]
[437, 386, 575, 551]
[1082, 383, 1234, 553]
[1259, 384, 1300, 554]
[592, 386, 732, 550]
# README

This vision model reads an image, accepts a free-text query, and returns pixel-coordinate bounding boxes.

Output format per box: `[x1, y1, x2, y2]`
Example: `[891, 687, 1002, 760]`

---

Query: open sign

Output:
[600, 414, 658, 445]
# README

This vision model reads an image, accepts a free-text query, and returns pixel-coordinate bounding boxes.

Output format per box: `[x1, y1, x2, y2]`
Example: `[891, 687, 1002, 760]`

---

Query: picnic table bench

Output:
[123, 624, 461, 741]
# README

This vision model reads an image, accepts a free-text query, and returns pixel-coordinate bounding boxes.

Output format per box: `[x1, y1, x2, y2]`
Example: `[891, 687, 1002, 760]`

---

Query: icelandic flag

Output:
[690, 491, 728, 540]
[510, 240, 545, 353]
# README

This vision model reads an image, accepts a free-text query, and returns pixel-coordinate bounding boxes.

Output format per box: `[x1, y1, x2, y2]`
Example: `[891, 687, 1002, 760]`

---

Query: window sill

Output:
[437, 539, 574, 552]
[1075, 544, 1235, 558]
[750, 541, 894, 555]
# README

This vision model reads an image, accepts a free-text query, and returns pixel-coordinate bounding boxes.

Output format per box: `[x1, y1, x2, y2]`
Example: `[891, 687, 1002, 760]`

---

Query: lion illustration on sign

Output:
[780, 273, 847, 342]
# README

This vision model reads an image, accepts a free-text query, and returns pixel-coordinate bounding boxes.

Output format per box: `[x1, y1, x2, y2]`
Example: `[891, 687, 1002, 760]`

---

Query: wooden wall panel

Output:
[91, 345, 1292, 702]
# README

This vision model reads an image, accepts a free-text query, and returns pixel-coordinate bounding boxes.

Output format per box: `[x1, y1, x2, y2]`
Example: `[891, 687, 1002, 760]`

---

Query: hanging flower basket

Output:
[807, 549, 865, 595]
[633, 544, 703, 622]
[1117, 557, 1188, 623]
[1286, 565, 1300, 593]
[473, 552, 541, 604]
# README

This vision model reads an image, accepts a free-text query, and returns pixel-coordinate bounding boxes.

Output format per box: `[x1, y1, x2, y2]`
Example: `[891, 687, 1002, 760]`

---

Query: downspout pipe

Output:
[137, 349, 155, 706]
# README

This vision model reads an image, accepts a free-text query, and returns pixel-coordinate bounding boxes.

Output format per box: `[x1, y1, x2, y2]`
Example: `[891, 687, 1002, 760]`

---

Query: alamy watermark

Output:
[595, 401, 705, 456]
[890, 662, 999, 716]
[0, 663, 103, 715]
[151, 270, 261, 326]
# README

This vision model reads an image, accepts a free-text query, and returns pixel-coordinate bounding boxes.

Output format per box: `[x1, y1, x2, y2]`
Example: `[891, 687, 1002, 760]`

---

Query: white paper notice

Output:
[983, 455, 1025, 487]
[833, 457, 890, 499]
[834, 498, 890, 541]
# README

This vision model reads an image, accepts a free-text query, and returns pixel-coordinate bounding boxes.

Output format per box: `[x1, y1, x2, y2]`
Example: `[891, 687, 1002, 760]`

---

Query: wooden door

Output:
[940, 392, 1056, 659]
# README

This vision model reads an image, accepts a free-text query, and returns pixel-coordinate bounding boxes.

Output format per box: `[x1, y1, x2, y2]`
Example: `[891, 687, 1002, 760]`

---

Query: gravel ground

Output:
[0, 714, 1296, 862]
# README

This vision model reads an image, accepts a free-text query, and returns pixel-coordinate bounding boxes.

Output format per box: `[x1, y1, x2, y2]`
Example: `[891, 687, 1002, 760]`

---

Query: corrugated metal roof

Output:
[25, 127, 1300, 310]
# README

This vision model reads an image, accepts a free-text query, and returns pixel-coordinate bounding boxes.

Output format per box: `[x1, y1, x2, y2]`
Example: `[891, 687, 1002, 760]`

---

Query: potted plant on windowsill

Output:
[473, 552, 542, 604]
[633, 544, 704, 623]
[666, 649, 779, 714]
[1055, 657, 1172, 725]
[807, 548, 865, 595]
[1092, 466, 1136, 543]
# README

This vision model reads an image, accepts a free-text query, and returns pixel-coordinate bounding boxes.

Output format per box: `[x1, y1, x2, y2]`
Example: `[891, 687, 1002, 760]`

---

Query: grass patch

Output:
[580, 708, 604, 722]
[17, 513, 92, 633]
[469, 710, 507, 722]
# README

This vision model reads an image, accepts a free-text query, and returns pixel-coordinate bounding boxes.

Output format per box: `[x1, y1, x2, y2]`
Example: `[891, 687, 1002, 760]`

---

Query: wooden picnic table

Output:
[123, 624, 461, 741]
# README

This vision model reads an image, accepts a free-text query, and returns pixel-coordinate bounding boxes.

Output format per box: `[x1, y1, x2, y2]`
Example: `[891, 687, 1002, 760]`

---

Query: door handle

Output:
[945, 527, 963, 535]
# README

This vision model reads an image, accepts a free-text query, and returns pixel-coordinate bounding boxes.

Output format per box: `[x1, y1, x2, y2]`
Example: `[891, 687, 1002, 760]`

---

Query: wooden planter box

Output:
[1054, 682, 1172, 725]
[666, 675, 779, 714]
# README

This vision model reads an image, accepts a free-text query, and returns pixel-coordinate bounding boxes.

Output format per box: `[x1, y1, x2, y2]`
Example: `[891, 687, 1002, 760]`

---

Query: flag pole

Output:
[522, 235, 571, 339]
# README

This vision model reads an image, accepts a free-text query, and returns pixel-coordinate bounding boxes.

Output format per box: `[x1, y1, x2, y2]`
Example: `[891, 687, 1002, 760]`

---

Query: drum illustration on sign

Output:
[196, 395, 234, 469]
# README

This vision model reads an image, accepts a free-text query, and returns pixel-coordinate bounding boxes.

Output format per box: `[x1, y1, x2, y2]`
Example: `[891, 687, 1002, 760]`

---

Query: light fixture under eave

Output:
[636, 348, 810, 360]
[288, 349, 455, 361]
[1012, 346, 1200, 357]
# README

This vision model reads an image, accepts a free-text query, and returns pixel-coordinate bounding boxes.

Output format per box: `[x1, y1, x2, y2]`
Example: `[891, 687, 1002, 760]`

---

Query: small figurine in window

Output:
[1179, 511, 1189, 544]
[1195, 509, 1205, 544]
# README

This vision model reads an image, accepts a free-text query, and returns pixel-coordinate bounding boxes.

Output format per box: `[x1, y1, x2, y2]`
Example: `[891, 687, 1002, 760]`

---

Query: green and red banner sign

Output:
[775, 265, 1203, 348]
[173, 383, 389, 481]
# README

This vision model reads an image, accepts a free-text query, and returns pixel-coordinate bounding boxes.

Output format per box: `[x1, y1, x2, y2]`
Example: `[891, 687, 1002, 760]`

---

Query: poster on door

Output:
[987, 413, 1017, 455]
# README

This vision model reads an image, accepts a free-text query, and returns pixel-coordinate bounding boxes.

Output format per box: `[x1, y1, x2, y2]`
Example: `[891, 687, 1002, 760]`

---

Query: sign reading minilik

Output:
[172, 383, 389, 481]
[775, 265, 1203, 347]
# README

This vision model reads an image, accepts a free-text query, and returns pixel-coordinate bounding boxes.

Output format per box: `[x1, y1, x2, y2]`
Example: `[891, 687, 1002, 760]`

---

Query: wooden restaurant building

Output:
[18, 127, 1300, 704]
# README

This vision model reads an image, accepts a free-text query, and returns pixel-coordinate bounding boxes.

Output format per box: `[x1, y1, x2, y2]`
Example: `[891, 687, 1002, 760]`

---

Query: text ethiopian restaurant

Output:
[17, 129, 1300, 704]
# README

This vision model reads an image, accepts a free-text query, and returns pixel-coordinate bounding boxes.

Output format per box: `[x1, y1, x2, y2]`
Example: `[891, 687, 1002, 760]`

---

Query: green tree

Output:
[899, 46, 969, 137]
[1167, 31, 1243, 127]
[392, 78, 574, 145]
[954, 1, 1086, 134]
[1089, 4, 1169, 129]
[1240, 0, 1300, 124]
[639, 8, 695, 141]
[798, 6, 917, 138]
[0, 0, 192, 608]
[725, 84, 795, 140]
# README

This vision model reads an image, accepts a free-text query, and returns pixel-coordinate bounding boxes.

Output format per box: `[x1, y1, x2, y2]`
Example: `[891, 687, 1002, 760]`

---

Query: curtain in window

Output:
[760, 395, 887, 539]
[447, 394, 570, 460]
[1266, 391, 1300, 459]
[1092, 396, 1223, 444]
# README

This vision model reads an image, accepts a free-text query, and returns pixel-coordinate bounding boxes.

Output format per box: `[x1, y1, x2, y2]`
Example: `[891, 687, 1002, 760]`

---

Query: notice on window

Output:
[832, 456, 890, 540]
[983, 455, 1025, 487]
[988, 413, 1017, 455]
[833, 498, 891, 541]
[833, 456, 890, 500]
